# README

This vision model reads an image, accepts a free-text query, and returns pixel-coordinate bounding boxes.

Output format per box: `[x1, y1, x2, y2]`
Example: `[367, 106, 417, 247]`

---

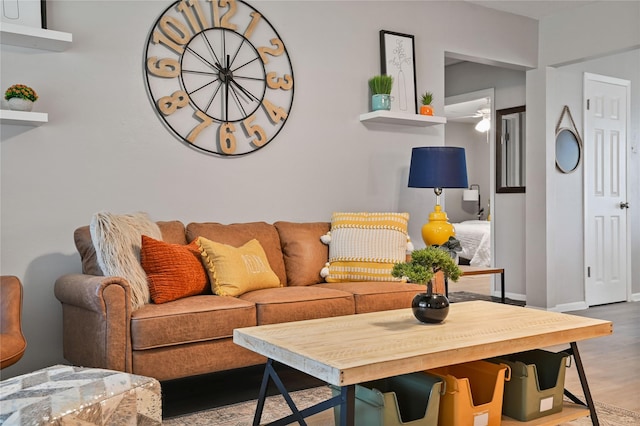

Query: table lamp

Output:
[463, 183, 483, 220]
[408, 147, 469, 246]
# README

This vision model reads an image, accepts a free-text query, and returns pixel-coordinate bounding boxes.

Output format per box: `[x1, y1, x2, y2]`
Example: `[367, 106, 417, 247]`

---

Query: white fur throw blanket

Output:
[90, 212, 162, 310]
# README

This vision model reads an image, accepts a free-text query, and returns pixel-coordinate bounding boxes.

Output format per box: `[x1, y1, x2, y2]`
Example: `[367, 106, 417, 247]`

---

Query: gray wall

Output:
[525, 1, 640, 310]
[0, 0, 538, 377]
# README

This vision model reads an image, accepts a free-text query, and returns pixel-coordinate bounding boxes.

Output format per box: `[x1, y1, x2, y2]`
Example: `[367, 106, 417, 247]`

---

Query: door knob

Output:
[619, 201, 630, 209]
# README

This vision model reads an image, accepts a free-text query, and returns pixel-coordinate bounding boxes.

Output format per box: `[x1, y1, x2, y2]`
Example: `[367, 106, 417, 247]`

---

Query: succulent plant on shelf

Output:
[368, 75, 393, 95]
[420, 91, 433, 106]
[4, 84, 38, 102]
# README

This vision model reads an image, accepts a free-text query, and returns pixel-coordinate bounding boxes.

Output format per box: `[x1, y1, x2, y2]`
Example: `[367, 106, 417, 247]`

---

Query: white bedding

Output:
[453, 220, 491, 267]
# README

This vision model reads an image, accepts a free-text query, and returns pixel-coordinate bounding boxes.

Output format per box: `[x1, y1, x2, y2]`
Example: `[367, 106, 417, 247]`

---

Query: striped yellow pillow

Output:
[320, 212, 412, 282]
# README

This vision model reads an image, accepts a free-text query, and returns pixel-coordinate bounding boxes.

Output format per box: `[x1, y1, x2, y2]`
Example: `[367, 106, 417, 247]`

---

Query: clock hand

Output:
[230, 79, 258, 103]
[224, 54, 230, 121]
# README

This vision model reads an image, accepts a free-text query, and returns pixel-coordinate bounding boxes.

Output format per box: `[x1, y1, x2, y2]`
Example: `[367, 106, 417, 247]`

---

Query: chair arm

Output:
[54, 274, 133, 372]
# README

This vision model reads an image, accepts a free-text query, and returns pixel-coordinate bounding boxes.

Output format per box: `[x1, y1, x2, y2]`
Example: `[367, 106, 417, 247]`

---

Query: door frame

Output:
[582, 72, 631, 305]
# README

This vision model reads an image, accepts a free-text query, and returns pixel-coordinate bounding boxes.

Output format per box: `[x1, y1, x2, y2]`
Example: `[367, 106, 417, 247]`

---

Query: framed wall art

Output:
[1, 0, 47, 28]
[380, 30, 417, 114]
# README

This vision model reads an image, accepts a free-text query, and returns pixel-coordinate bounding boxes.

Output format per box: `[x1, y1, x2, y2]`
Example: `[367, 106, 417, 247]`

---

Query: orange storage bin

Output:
[427, 360, 510, 426]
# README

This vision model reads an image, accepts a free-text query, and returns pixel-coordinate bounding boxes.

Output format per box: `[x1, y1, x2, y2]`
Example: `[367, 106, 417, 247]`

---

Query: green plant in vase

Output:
[420, 91, 434, 115]
[392, 246, 462, 323]
[368, 75, 393, 111]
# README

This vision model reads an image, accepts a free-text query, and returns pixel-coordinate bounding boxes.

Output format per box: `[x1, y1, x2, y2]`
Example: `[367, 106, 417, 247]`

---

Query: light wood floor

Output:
[452, 274, 493, 295]
[545, 301, 640, 412]
[453, 276, 639, 412]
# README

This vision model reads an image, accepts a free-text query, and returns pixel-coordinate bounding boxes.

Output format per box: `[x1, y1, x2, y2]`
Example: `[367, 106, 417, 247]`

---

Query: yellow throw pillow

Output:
[320, 212, 412, 282]
[197, 237, 282, 296]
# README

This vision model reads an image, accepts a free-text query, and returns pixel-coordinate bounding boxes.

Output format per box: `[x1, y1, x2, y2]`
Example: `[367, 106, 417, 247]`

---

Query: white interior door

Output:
[584, 73, 629, 306]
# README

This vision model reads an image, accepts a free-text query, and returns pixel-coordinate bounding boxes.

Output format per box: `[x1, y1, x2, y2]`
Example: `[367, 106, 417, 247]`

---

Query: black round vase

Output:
[412, 292, 450, 323]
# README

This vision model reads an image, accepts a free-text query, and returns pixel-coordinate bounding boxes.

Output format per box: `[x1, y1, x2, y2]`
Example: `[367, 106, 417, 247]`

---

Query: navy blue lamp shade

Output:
[408, 147, 469, 189]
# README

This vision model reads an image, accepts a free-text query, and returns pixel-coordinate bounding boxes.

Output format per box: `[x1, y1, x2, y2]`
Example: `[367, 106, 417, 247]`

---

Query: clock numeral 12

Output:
[210, 0, 237, 30]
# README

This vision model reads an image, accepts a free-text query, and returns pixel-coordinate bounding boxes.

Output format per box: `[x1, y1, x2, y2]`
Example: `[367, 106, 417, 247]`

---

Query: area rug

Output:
[163, 386, 640, 426]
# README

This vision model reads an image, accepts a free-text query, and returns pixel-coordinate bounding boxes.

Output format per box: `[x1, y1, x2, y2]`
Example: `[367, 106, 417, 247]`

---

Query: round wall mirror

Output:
[555, 128, 582, 173]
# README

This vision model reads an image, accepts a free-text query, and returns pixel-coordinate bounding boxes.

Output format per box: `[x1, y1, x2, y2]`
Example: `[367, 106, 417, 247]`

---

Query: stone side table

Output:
[0, 364, 161, 425]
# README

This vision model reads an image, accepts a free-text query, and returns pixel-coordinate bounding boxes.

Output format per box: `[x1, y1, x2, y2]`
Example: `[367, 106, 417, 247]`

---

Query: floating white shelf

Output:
[0, 109, 48, 126]
[1, 22, 72, 51]
[359, 110, 447, 127]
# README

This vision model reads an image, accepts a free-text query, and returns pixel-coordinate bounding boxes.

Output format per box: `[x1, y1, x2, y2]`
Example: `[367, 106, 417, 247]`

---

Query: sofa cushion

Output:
[75, 221, 186, 276]
[140, 235, 210, 304]
[130, 295, 257, 350]
[186, 222, 287, 285]
[320, 212, 411, 282]
[238, 286, 355, 325]
[90, 212, 163, 309]
[316, 282, 426, 314]
[274, 221, 330, 286]
[197, 237, 282, 297]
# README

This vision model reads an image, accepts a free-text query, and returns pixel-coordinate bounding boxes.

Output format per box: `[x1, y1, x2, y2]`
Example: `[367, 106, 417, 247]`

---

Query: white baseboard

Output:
[630, 292, 640, 302]
[548, 301, 589, 313]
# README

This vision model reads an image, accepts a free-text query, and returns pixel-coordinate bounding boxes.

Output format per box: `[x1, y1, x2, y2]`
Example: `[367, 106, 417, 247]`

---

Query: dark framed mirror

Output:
[496, 105, 526, 193]
[555, 128, 582, 173]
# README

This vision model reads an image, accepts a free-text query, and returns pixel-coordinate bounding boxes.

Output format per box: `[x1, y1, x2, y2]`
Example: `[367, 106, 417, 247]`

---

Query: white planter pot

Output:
[7, 98, 34, 111]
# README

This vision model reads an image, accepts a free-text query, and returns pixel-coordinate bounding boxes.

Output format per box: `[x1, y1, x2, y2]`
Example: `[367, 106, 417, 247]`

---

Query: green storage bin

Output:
[331, 372, 443, 426]
[490, 349, 569, 421]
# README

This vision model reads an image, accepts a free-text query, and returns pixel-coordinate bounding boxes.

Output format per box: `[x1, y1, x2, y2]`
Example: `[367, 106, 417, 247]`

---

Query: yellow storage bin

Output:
[489, 349, 569, 421]
[428, 360, 510, 426]
[331, 372, 443, 426]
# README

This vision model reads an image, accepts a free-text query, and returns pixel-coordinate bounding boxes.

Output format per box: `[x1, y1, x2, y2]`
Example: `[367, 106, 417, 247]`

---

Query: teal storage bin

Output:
[490, 349, 569, 421]
[331, 372, 443, 426]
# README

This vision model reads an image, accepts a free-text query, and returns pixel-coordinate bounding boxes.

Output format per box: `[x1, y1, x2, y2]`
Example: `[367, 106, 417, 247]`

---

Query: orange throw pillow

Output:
[140, 235, 209, 304]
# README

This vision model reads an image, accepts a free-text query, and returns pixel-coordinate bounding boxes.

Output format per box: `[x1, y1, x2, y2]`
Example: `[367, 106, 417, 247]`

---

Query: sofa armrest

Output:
[54, 274, 133, 373]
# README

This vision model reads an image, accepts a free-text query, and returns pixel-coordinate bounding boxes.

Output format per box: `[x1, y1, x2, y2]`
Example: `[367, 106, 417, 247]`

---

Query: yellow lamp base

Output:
[421, 204, 455, 246]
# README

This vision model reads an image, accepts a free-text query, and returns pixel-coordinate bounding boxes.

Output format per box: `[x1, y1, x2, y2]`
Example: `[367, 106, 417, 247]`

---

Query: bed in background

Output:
[453, 220, 491, 267]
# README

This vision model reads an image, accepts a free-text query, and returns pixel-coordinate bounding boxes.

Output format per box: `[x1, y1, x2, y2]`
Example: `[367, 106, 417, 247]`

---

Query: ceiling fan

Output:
[452, 107, 491, 120]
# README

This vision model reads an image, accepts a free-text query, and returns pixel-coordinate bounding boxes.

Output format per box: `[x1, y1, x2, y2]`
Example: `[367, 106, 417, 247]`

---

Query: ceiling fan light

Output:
[475, 117, 490, 132]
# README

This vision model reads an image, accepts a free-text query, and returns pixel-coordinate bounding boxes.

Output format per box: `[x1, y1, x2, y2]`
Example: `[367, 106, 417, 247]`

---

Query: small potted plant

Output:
[4, 84, 38, 112]
[368, 75, 393, 111]
[392, 246, 462, 323]
[420, 91, 434, 116]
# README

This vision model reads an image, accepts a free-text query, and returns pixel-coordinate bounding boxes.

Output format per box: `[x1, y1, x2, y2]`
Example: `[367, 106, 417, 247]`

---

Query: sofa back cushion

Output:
[274, 221, 330, 286]
[186, 222, 287, 285]
[74, 221, 187, 276]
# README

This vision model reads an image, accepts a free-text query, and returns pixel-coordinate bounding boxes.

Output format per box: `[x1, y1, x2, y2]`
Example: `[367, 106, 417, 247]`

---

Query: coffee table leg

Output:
[253, 358, 348, 426]
[253, 358, 273, 426]
[339, 385, 356, 426]
[563, 342, 600, 426]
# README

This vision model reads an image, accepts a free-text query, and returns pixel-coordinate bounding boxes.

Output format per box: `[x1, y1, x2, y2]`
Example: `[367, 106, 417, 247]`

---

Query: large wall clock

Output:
[144, 0, 294, 156]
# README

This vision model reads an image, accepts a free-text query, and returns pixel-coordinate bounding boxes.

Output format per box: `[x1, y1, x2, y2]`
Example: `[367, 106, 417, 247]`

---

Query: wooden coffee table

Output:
[234, 301, 612, 426]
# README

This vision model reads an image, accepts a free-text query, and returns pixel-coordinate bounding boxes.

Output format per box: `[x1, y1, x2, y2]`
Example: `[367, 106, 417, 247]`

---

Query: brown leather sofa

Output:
[55, 221, 425, 382]
[1, 276, 27, 369]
